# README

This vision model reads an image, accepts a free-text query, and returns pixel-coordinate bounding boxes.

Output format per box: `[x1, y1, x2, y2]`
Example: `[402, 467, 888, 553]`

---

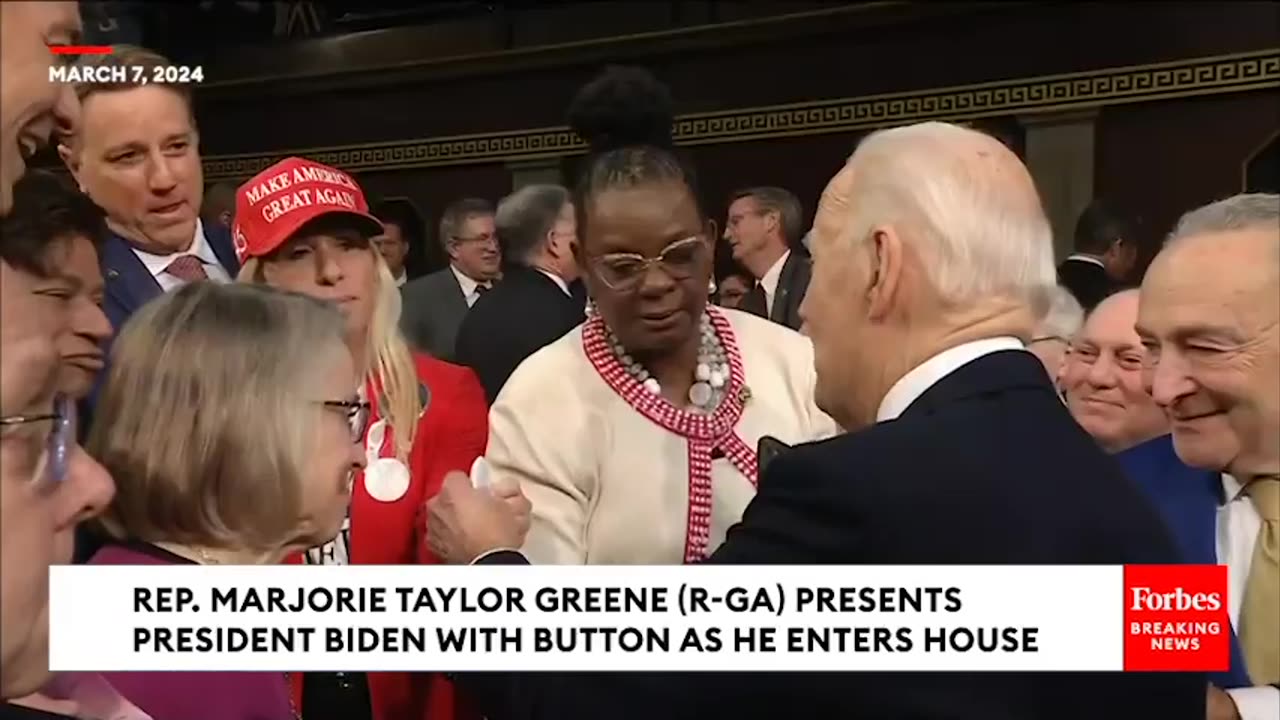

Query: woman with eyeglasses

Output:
[1, 259, 114, 720]
[482, 66, 837, 568]
[234, 158, 490, 720]
[84, 281, 363, 720]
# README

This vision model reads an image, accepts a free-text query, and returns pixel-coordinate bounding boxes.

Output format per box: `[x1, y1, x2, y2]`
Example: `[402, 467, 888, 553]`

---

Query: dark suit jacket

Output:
[400, 268, 470, 361]
[462, 350, 1204, 720]
[742, 249, 810, 331]
[1117, 435, 1256, 690]
[454, 266, 584, 404]
[74, 224, 239, 563]
[1056, 257, 1113, 312]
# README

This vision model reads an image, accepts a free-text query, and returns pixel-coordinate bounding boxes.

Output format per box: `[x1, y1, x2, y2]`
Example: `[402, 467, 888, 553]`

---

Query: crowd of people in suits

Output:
[1, 4, 1277, 720]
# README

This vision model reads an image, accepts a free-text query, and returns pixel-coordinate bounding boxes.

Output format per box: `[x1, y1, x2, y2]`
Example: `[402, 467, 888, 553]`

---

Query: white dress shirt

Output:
[450, 264, 490, 307]
[877, 337, 1026, 422]
[394, 271, 407, 288]
[1063, 253, 1105, 268]
[1218, 474, 1277, 720]
[130, 220, 232, 291]
[759, 249, 790, 316]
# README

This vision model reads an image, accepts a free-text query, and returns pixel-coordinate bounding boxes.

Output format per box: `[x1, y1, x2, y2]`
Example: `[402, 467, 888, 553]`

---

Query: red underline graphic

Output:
[49, 45, 113, 55]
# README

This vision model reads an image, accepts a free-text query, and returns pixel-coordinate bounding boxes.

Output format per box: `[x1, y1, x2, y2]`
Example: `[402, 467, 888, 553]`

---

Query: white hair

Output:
[844, 122, 1057, 309]
[1036, 285, 1084, 340]
[1167, 193, 1279, 251]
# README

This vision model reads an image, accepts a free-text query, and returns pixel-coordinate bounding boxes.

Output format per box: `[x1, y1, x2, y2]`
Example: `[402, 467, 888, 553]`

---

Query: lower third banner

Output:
[47, 564, 1228, 673]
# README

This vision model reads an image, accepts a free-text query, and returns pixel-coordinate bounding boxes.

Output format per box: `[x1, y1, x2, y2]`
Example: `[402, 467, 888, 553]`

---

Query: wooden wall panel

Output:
[1094, 89, 1280, 279]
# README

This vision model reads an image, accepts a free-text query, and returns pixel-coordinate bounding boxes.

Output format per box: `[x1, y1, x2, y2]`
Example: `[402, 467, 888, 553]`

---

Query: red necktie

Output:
[164, 255, 208, 283]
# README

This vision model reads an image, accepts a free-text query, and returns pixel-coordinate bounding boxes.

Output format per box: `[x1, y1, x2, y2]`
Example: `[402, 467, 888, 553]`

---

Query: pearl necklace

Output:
[606, 310, 729, 413]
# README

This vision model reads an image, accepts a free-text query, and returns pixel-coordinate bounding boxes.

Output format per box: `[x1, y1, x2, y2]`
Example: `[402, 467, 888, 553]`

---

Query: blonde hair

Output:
[239, 247, 421, 459]
[88, 282, 348, 552]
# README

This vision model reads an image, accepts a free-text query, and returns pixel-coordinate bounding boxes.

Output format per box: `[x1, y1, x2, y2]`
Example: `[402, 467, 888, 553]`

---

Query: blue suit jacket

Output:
[1116, 434, 1251, 689]
[83, 224, 240, 434]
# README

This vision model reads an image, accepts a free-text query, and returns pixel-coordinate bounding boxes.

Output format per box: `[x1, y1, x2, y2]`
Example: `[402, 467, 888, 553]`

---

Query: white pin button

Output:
[470, 457, 492, 492]
[363, 457, 411, 502]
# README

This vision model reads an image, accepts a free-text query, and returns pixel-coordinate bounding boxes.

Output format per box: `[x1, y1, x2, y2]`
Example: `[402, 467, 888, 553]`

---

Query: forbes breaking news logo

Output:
[1123, 564, 1229, 672]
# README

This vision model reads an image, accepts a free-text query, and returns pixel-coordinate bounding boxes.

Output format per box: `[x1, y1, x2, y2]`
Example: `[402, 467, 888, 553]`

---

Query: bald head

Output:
[1062, 288, 1167, 454]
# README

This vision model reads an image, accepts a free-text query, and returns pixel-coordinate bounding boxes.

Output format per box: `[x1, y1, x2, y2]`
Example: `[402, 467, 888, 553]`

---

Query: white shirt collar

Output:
[450, 263, 486, 297]
[760, 249, 790, 312]
[1065, 253, 1105, 268]
[537, 268, 570, 296]
[394, 270, 407, 287]
[130, 219, 217, 278]
[1221, 473, 1246, 503]
[876, 337, 1027, 422]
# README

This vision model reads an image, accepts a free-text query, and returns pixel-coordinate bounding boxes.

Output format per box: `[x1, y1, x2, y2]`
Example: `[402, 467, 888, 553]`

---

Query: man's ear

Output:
[57, 143, 84, 191]
[764, 210, 780, 236]
[865, 226, 903, 321]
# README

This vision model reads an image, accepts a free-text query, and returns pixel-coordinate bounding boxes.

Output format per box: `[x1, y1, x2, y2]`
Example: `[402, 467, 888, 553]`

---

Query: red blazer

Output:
[289, 353, 488, 720]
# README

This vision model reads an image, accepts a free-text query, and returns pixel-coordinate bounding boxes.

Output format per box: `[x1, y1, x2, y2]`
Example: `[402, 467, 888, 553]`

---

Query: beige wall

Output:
[1020, 110, 1098, 262]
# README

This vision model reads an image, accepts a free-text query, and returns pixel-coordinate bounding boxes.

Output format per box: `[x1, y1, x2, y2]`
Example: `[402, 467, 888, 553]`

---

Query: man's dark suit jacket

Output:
[1057, 257, 1113, 312]
[461, 350, 1204, 720]
[98, 224, 241, 340]
[74, 225, 240, 563]
[400, 267, 471, 361]
[1117, 435, 1262, 691]
[454, 266, 584, 404]
[741, 249, 811, 331]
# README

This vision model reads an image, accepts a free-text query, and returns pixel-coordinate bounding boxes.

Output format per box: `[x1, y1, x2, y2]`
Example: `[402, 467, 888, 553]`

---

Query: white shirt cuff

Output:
[1225, 685, 1279, 720]
[469, 548, 524, 565]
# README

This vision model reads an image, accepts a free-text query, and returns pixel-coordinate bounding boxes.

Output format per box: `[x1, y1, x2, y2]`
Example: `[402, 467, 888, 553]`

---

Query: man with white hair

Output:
[421, 121, 1202, 719]
[1029, 284, 1084, 382]
[1120, 193, 1279, 720]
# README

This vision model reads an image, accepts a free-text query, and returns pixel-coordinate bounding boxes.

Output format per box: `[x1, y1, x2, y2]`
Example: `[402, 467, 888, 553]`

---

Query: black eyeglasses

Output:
[322, 399, 371, 442]
[0, 394, 75, 485]
[591, 235, 707, 291]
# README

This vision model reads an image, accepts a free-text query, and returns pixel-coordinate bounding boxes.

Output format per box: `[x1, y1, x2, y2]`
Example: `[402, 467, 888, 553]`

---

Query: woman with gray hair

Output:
[455, 183, 587, 403]
[1029, 284, 1085, 383]
[85, 281, 366, 720]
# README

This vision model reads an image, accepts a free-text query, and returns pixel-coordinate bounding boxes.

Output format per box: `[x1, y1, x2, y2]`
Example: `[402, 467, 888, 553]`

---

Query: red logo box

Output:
[1123, 564, 1229, 672]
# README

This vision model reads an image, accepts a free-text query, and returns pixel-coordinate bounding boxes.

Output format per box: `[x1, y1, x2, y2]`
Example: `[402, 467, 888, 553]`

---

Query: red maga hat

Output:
[232, 157, 383, 264]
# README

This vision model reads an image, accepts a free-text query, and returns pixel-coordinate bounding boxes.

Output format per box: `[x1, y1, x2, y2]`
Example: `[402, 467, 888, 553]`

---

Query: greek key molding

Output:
[204, 49, 1279, 181]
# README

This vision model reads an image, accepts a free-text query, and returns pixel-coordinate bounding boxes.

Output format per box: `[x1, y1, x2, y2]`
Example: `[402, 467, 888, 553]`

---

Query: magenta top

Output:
[89, 542, 296, 720]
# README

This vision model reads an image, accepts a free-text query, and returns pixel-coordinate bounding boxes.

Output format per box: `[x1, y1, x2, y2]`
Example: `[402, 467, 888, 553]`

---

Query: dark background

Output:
[67, 1, 1280, 279]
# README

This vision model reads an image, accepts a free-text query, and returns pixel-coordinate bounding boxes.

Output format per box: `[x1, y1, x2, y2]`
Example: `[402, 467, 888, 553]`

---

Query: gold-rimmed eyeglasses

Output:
[590, 235, 707, 291]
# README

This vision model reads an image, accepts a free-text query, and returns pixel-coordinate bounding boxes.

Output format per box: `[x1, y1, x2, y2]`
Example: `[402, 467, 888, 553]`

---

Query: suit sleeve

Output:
[398, 284, 431, 354]
[454, 311, 503, 406]
[486, 368, 599, 565]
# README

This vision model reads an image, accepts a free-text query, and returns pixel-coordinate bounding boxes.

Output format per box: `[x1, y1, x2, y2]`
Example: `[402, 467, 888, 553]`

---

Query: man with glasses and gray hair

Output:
[1120, 193, 1280, 720]
[401, 198, 501, 360]
[455, 184, 585, 404]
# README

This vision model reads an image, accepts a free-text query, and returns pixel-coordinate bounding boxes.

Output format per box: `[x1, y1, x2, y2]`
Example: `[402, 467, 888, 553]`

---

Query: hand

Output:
[1207, 684, 1241, 720]
[490, 475, 531, 542]
[426, 471, 530, 564]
